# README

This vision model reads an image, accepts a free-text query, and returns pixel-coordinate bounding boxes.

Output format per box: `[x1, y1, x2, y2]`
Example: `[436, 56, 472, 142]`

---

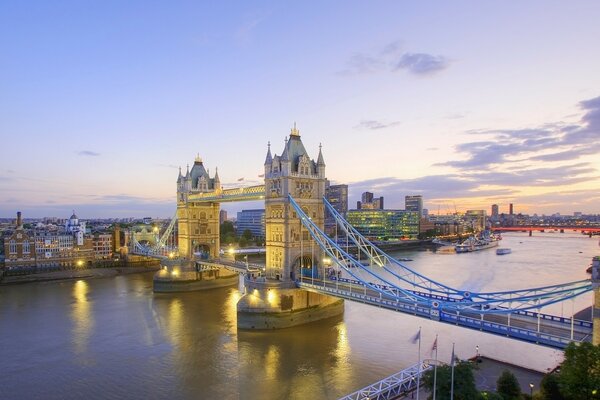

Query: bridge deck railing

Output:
[337, 361, 432, 400]
[329, 276, 593, 328]
[297, 281, 586, 349]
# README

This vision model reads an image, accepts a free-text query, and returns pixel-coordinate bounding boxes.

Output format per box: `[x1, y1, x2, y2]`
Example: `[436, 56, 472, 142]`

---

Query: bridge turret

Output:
[264, 124, 326, 281]
[214, 167, 221, 191]
[317, 143, 325, 178]
[176, 155, 221, 259]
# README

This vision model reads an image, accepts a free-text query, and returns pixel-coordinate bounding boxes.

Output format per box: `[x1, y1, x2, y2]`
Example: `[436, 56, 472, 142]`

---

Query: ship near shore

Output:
[455, 231, 501, 253]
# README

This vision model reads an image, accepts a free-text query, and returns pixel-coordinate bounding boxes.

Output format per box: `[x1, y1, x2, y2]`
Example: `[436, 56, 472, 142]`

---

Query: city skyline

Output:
[2, 1, 600, 218]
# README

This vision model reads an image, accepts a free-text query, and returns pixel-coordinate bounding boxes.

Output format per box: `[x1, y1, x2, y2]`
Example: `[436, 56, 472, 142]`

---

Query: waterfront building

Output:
[34, 232, 94, 268]
[3, 212, 36, 268]
[325, 182, 348, 235]
[92, 233, 113, 259]
[64, 211, 86, 246]
[236, 209, 265, 239]
[419, 217, 435, 234]
[405, 195, 423, 218]
[346, 209, 419, 240]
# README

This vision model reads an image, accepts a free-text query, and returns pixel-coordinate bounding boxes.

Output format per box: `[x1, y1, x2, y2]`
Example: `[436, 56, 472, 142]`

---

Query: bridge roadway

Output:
[297, 277, 592, 349]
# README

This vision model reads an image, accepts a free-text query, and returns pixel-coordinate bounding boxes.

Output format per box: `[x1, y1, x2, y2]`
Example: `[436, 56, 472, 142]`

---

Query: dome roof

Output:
[70, 211, 78, 220]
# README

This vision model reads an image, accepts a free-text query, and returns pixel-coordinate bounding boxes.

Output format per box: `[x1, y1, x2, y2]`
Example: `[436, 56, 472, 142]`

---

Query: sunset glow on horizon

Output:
[1, 1, 599, 218]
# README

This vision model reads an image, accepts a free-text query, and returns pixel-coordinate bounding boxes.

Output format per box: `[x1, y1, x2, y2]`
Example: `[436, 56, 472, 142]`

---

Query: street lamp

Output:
[529, 383, 534, 397]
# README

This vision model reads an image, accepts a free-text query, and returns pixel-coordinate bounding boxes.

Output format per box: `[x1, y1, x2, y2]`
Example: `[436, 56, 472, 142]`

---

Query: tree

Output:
[496, 370, 521, 400]
[557, 342, 600, 400]
[423, 362, 479, 400]
[242, 229, 253, 241]
[480, 392, 503, 400]
[539, 373, 564, 400]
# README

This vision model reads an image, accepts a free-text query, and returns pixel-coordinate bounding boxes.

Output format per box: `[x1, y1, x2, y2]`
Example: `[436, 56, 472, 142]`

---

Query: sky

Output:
[1, 1, 600, 218]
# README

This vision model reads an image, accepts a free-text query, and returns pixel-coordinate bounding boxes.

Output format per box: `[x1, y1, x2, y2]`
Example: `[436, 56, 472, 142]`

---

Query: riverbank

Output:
[0, 265, 160, 285]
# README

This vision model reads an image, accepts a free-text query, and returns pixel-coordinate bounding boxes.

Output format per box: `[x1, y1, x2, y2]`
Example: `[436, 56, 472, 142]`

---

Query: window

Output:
[9, 240, 17, 254]
[23, 241, 30, 253]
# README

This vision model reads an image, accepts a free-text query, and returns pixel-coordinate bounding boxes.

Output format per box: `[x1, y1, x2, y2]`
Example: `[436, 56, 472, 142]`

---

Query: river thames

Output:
[0, 232, 596, 399]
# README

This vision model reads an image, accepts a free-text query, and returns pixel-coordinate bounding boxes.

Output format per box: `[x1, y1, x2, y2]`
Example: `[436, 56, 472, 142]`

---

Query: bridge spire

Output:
[264, 141, 272, 165]
[317, 142, 325, 166]
[290, 122, 300, 137]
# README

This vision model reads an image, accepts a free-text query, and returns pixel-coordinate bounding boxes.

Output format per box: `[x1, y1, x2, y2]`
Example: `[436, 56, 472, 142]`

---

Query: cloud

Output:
[394, 53, 449, 75]
[234, 12, 269, 44]
[78, 150, 100, 157]
[354, 120, 400, 130]
[339, 40, 449, 77]
[440, 96, 600, 170]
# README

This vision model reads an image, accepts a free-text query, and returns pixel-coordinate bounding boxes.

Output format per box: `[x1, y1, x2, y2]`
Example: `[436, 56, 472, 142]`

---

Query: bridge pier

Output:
[237, 278, 344, 329]
[529, 230, 532, 236]
[592, 257, 600, 346]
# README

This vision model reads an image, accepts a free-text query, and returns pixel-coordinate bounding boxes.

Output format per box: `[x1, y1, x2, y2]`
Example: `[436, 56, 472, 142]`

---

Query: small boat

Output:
[398, 257, 413, 262]
[496, 248, 511, 255]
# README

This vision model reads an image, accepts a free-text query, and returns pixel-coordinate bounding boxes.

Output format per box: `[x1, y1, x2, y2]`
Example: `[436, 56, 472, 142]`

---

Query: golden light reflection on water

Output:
[223, 289, 242, 337]
[264, 344, 281, 382]
[71, 280, 93, 356]
[166, 298, 184, 347]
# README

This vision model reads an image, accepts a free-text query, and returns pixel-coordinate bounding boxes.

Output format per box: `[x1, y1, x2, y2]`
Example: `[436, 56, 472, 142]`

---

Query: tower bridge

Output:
[155, 125, 600, 349]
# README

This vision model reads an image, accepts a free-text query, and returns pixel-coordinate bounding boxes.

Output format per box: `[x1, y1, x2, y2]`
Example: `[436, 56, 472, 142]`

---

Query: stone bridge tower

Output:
[176, 156, 221, 259]
[263, 124, 326, 281]
[237, 125, 343, 330]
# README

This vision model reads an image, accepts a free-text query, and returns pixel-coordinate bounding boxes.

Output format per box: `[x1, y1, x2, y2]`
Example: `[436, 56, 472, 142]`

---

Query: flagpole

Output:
[416, 327, 421, 400]
[433, 334, 438, 400]
[450, 342, 455, 400]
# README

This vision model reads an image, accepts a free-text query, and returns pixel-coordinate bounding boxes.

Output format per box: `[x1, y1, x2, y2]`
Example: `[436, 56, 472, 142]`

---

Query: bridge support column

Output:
[237, 279, 344, 329]
[592, 257, 600, 346]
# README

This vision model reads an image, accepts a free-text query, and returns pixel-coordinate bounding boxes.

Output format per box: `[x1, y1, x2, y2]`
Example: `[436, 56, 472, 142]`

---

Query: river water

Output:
[0, 232, 597, 399]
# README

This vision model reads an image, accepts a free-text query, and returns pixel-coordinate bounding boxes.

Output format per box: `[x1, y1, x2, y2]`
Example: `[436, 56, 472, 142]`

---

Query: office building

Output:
[236, 209, 265, 239]
[325, 182, 348, 235]
[346, 209, 419, 240]
[405, 195, 423, 217]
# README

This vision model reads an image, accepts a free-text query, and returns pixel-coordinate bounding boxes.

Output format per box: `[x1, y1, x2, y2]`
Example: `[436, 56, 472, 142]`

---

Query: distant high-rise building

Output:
[357, 191, 383, 210]
[236, 209, 265, 238]
[325, 182, 348, 235]
[405, 195, 423, 217]
[422, 208, 428, 217]
[465, 210, 487, 231]
[219, 209, 228, 224]
[509, 203, 514, 215]
[491, 204, 499, 219]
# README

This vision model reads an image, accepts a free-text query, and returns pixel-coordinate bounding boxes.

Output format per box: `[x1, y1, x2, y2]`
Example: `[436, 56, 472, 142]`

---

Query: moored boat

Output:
[455, 231, 501, 253]
[496, 248, 511, 255]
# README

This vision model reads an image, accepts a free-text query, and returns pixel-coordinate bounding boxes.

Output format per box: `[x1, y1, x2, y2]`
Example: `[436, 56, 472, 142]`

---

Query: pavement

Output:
[396, 356, 545, 399]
